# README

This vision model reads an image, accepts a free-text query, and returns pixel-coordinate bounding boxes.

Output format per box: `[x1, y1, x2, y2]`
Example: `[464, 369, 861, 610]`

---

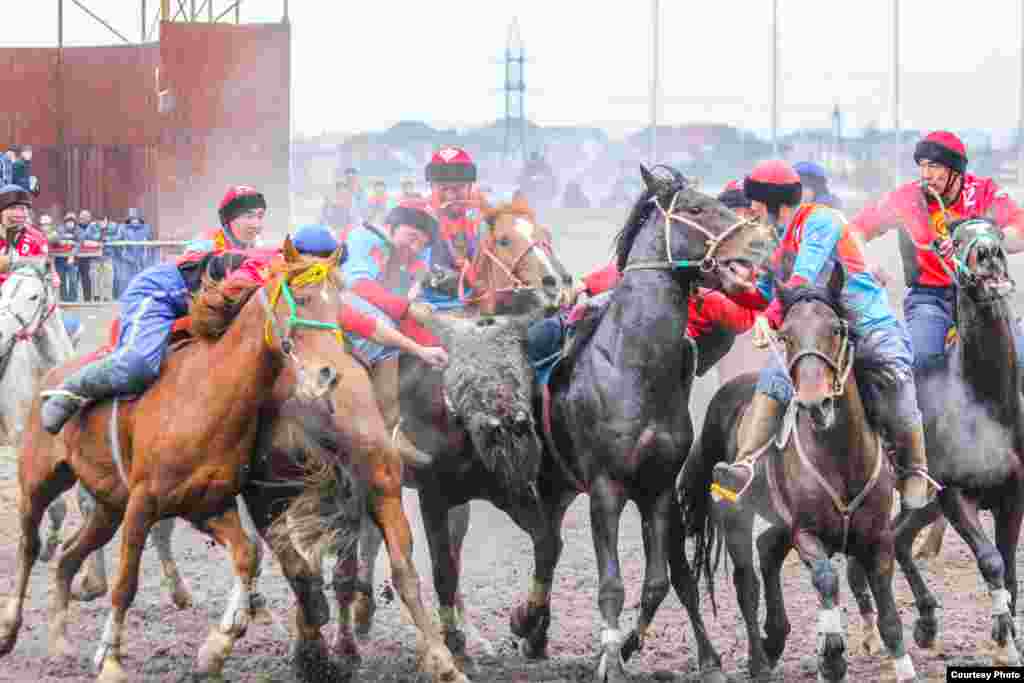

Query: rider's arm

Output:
[342, 232, 411, 321]
[697, 290, 758, 335]
[576, 262, 621, 299]
[791, 211, 844, 286]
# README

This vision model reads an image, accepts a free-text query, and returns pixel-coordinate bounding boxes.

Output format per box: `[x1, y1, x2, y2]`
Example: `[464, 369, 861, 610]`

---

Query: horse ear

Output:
[283, 235, 300, 262]
[640, 164, 656, 191]
[827, 266, 846, 303]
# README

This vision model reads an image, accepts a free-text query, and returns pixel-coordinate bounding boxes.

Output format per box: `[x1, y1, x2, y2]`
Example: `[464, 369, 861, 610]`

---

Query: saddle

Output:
[526, 292, 611, 388]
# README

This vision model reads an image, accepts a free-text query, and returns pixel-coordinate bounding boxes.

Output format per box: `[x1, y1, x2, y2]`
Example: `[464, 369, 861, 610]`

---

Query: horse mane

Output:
[189, 256, 326, 340]
[483, 197, 538, 227]
[613, 165, 689, 272]
[9, 261, 47, 279]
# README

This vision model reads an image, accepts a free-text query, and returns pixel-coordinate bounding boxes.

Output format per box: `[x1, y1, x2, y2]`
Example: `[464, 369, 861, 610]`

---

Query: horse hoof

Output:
[994, 640, 1022, 667]
[860, 628, 884, 656]
[38, 534, 60, 563]
[620, 629, 642, 663]
[700, 666, 728, 683]
[0, 630, 18, 658]
[95, 656, 128, 683]
[195, 629, 235, 677]
[444, 628, 468, 660]
[419, 643, 470, 683]
[509, 603, 550, 660]
[292, 637, 353, 683]
[351, 591, 376, 638]
[913, 618, 938, 650]
[595, 650, 628, 683]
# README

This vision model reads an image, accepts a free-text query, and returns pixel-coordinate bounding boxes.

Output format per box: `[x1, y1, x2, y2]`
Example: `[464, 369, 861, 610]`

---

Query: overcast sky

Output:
[12, 1, 1024, 141]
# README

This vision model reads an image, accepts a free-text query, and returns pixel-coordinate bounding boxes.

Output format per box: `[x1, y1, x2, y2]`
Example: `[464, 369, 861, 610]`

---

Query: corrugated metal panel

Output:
[0, 23, 289, 240]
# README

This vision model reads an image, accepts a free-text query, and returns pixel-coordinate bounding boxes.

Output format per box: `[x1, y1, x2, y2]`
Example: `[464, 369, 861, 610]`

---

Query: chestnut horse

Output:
[0, 240, 464, 682]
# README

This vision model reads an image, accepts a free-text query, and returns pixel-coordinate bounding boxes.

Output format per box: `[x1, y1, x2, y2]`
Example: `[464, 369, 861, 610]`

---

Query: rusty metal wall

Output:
[156, 22, 291, 241]
[0, 22, 290, 239]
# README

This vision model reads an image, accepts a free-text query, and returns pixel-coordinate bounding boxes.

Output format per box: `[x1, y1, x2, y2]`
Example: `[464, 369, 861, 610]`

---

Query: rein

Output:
[757, 315, 855, 402]
[622, 189, 761, 274]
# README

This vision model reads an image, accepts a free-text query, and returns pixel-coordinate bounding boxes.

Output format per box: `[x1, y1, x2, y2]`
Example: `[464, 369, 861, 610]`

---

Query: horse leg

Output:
[151, 517, 193, 609]
[724, 509, 771, 681]
[667, 495, 724, 681]
[71, 486, 109, 602]
[620, 491, 672, 665]
[760, 533, 793, 671]
[794, 532, 847, 683]
[857, 542, 919, 682]
[509, 492, 576, 660]
[893, 499, 944, 649]
[93, 494, 154, 683]
[51, 499, 123, 659]
[371, 486, 467, 683]
[236, 494, 271, 624]
[193, 507, 259, 678]
[349, 511, 382, 637]
[419, 486, 471, 663]
[447, 503, 493, 655]
[992, 499, 1024, 665]
[912, 517, 948, 561]
[0, 463, 73, 657]
[589, 475, 629, 683]
[847, 557, 884, 656]
[39, 495, 66, 563]
[331, 542, 364, 670]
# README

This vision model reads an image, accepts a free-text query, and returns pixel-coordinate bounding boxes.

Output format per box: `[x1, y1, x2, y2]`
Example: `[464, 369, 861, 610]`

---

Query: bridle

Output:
[622, 189, 763, 275]
[458, 219, 558, 304]
[260, 262, 346, 397]
[757, 308, 855, 404]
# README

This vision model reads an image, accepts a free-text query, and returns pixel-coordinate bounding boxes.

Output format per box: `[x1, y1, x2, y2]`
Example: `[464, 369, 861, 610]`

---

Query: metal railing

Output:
[50, 240, 189, 308]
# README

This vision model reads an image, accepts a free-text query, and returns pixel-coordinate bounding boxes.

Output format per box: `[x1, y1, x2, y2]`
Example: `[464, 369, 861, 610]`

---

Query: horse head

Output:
[0, 262, 52, 355]
[477, 195, 573, 315]
[949, 218, 1015, 305]
[615, 165, 774, 290]
[776, 268, 851, 432]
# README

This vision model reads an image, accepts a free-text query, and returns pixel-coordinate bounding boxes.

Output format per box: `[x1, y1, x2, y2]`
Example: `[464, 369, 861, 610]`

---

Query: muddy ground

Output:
[1, 214, 1022, 681]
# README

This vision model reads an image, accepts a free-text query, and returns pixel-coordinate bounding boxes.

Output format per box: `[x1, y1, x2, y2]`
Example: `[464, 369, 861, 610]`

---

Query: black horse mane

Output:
[613, 165, 690, 272]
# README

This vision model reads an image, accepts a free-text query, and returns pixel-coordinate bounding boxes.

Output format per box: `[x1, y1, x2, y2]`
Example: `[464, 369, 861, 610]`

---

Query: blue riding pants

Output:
[904, 285, 1024, 376]
[104, 263, 189, 393]
[756, 320, 923, 434]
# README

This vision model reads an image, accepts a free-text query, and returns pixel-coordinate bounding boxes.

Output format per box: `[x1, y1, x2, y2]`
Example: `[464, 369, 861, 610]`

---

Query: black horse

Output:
[847, 217, 1024, 667]
[341, 166, 774, 682]
[678, 274, 919, 682]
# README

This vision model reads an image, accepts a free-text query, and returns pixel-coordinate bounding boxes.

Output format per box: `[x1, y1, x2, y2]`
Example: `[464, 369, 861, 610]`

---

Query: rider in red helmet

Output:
[0, 185, 55, 288]
[421, 147, 490, 304]
[849, 131, 1024, 377]
[713, 160, 932, 512]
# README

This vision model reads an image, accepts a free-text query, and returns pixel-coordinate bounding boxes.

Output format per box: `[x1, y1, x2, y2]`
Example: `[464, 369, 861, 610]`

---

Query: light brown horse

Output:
[0, 241, 375, 682]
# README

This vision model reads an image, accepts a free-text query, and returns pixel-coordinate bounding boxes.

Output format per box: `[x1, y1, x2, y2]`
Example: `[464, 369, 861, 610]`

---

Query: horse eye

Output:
[29, 294, 39, 301]
[688, 206, 703, 215]
[832, 324, 842, 336]
[294, 296, 309, 306]
[496, 237, 512, 248]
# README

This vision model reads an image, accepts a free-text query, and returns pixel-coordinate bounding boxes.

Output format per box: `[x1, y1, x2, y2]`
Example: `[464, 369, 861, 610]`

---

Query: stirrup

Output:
[902, 467, 944, 494]
[39, 389, 89, 405]
[711, 459, 757, 503]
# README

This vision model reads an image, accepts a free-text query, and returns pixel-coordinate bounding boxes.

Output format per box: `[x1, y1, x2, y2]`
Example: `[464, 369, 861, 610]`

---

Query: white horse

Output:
[0, 262, 74, 445]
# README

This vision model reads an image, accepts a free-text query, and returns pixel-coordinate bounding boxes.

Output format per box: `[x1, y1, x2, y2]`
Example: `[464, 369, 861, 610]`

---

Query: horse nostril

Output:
[541, 275, 557, 289]
[318, 366, 338, 390]
[562, 275, 574, 286]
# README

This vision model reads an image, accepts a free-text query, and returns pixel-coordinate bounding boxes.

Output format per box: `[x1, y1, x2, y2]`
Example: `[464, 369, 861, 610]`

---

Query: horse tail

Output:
[679, 380, 747, 617]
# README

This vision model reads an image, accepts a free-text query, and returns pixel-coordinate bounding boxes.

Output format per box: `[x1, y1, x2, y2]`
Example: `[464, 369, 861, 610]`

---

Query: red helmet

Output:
[425, 147, 477, 184]
[914, 131, 967, 174]
[218, 185, 266, 227]
[743, 160, 802, 209]
[717, 179, 751, 210]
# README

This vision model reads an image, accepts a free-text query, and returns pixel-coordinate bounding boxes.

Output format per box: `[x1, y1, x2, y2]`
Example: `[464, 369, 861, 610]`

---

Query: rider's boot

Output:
[372, 356, 433, 468]
[40, 357, 122, 435]
[712, 392, 784, 497]
[891, 423, 931, 511]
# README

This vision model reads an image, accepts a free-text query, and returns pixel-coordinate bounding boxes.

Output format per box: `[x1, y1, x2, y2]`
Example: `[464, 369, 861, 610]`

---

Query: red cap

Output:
[218, 185, 266, 227]
[425, 147, 477, 184]
[744, 161, 802, 209]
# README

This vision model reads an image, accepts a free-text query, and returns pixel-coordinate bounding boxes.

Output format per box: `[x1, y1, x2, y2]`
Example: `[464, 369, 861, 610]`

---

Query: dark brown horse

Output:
[335, 198, 575, 658]
[0, 241, 466, 683]
[847, 217, 1024, 667]
[679, 275, 919, 682]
